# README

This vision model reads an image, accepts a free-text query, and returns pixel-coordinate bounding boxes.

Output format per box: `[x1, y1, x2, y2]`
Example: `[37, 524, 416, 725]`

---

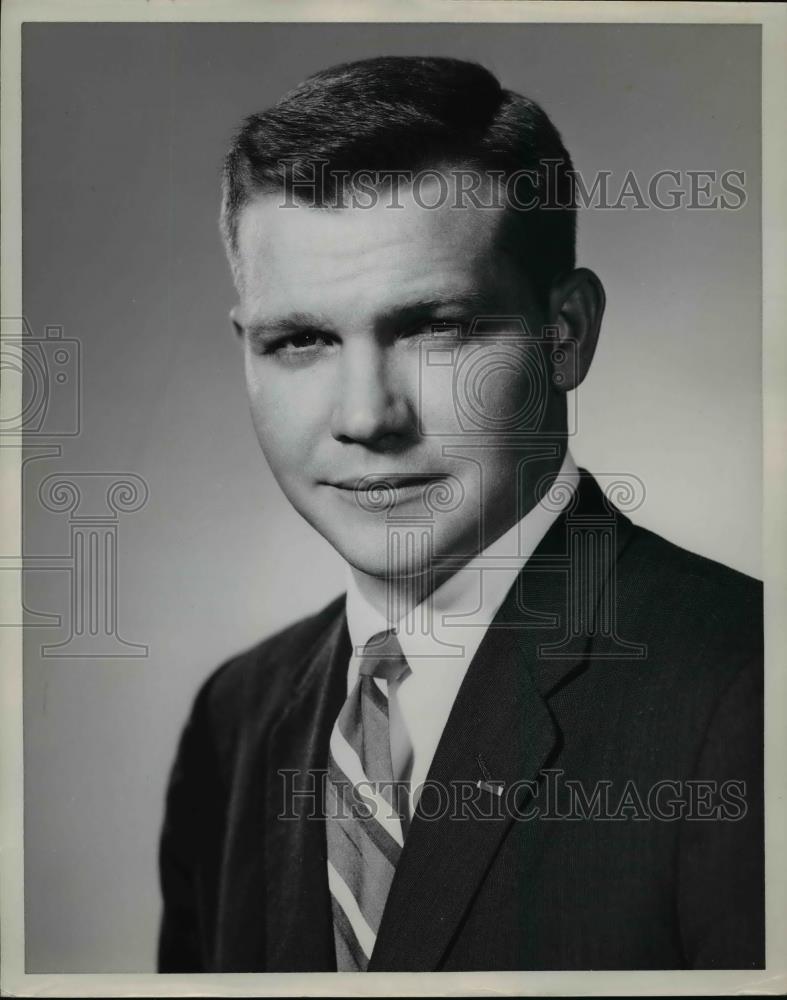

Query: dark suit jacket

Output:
[157, 472, 764, 972]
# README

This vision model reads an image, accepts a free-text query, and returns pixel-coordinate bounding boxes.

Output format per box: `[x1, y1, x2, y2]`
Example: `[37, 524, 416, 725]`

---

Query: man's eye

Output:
[286, 332, 322, 349]
[400, 321, 465, 340]
[264, 331, 334, 358]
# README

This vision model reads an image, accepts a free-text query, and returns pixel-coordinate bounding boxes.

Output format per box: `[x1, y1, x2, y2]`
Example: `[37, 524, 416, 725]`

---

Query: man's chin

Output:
[294, 499, 481, 579]
[333, 542, 435, 582]
[316, 522, 480, 586]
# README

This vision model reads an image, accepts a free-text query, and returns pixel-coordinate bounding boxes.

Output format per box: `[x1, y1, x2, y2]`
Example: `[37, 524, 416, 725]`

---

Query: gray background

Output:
[22, 22, 761, 972]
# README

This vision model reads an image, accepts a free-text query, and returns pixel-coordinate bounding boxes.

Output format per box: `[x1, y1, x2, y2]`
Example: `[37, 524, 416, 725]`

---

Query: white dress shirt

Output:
[344, 449, 579, 819]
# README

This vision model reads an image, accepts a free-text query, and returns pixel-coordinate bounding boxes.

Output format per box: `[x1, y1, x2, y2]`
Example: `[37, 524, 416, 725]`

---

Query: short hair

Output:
[221, 56, 576, 306]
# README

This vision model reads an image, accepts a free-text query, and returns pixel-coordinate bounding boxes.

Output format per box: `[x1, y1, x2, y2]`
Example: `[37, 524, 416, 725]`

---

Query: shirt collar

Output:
[345, 449, 579, 670]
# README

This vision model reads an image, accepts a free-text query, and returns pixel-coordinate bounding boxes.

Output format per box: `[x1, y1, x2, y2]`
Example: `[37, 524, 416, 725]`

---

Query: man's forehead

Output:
[233, 202, 521, 328]
[235, 181, 508, 274]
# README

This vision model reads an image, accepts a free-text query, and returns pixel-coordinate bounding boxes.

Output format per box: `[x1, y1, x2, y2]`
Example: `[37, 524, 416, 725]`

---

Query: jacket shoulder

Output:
[185, 592, 346, 760]
[620, 521, 760, 602]
[615, 520, 762, 669]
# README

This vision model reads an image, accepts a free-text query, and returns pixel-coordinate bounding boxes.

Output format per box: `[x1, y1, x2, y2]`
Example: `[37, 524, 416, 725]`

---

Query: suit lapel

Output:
[262, 609, 351, 971]
[369, 471, 635, 971]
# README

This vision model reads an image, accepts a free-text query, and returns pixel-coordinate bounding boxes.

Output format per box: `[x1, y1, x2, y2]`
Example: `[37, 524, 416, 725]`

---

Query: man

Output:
[157, 56, 763, 972]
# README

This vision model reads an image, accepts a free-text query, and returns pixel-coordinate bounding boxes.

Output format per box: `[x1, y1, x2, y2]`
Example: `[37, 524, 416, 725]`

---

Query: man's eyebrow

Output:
[246, 312, 338, 338]
[385, 293, 496, 317]
[244, 293, 497, 339]
[377, 293, 500, 332]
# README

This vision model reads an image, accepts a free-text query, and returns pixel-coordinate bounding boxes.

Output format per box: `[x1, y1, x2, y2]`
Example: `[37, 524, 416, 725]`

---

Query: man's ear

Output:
[547, 268, 605, 392]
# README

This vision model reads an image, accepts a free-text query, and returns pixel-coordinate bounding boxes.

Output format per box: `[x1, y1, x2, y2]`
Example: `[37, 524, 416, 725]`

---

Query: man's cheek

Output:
[417, 366, 464, 436]
[248, 397, 297, 472]
[417, 342, 528, 437]
[257, 426, 307, 478]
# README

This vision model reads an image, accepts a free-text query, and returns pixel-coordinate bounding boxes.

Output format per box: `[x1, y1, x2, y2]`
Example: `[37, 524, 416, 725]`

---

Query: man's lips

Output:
[325, 474, 446, 492]
[321, 474, 461, 513]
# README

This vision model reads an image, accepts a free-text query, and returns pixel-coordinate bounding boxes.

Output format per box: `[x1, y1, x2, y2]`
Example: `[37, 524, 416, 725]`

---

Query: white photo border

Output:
[1, 1, 785, 996]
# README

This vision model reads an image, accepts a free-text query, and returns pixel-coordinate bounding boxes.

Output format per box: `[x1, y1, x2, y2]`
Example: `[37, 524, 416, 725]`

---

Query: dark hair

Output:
[221, 56, 576, 306]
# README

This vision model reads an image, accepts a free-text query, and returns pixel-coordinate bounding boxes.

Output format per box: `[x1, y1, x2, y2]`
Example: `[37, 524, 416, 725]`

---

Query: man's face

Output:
[232, 178, 565, 580]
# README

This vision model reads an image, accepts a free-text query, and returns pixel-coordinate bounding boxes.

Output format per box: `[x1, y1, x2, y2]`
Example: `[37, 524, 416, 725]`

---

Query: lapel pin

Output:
[476, 753, 504, 797]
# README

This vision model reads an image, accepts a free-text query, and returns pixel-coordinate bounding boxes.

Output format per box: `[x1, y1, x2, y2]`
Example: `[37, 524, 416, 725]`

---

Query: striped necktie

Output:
[325, 629, 410, 971]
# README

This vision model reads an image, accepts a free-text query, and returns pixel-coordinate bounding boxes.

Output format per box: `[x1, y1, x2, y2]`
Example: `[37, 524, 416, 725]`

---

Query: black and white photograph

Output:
[1, 1, 785, 996]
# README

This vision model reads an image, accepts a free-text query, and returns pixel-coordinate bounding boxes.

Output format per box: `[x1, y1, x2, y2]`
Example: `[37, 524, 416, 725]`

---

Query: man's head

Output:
[221, 56, 578, 309]
[221, 56, 604, 585]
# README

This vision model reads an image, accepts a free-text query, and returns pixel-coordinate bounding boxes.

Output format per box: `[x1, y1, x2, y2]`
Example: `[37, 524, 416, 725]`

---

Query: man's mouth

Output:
[328, 474, 445, 492]
[324, 474, 450, 505]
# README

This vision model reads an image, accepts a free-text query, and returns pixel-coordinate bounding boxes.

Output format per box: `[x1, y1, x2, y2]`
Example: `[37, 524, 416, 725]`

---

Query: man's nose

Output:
[329, 346, 412, 447]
